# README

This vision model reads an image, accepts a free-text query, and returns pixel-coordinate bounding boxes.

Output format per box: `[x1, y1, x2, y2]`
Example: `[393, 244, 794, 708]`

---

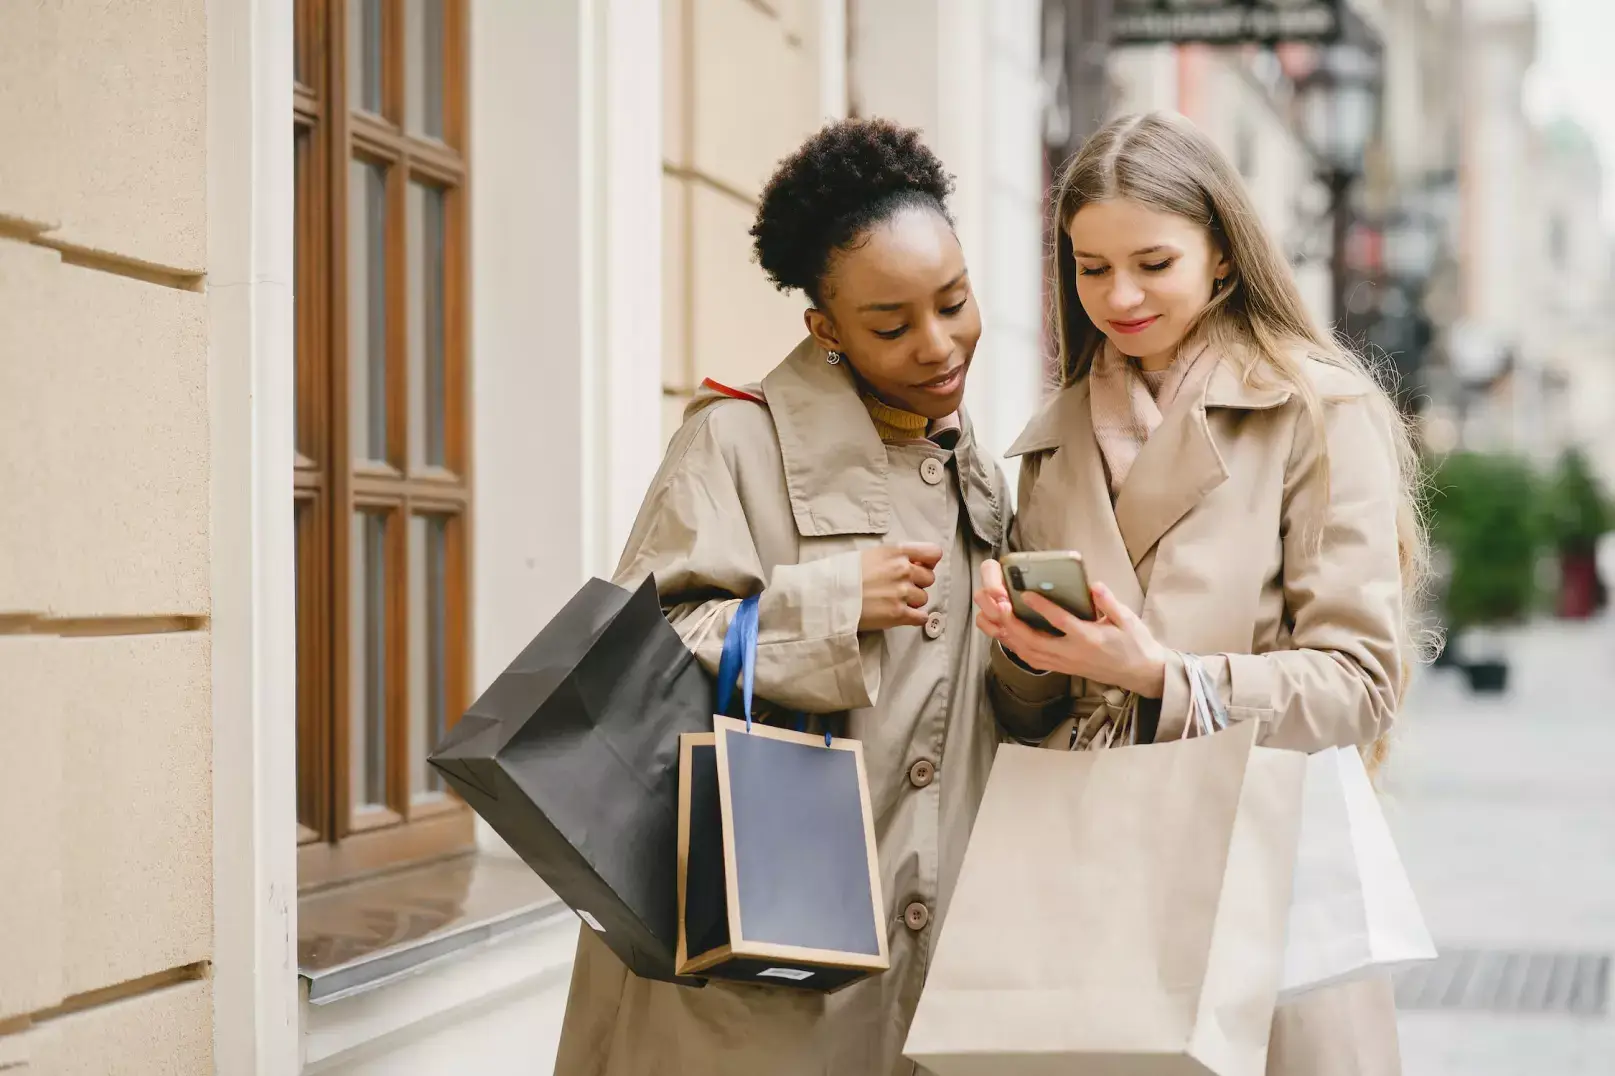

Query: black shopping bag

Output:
[676, 596, 889, 992]
[429, 574, 710, 986]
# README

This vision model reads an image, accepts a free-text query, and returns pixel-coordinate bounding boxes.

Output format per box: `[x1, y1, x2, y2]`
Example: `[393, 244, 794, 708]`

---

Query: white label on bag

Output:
[757, 968, 814, 981]
[577, 910, 605, 933]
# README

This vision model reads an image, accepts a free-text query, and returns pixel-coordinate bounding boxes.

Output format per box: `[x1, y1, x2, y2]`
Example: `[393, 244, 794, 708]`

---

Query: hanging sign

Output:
[1112, 0, 1345, 46]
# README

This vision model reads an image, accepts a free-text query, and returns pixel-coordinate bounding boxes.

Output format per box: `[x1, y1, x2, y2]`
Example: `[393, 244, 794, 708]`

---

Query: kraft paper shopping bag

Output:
[905, 655, 1306, 1076]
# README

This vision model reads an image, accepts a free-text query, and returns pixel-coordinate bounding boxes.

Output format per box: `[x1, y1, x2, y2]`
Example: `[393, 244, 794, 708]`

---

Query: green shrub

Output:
[1427, 451, 1545, 630]
[1542, 447, 1611, 554]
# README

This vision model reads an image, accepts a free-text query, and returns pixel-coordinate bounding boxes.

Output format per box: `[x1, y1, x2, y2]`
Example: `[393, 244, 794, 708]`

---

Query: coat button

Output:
[904, 902, 931, 931]
[919, 457, 945, 485]
[923, 611, 945, 639]
[908, 759, 935, 788]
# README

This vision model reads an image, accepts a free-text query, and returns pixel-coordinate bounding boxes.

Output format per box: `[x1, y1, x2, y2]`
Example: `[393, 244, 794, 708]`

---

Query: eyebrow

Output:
[857, 269, 969, 313]
[1071, 245, 1177, 259]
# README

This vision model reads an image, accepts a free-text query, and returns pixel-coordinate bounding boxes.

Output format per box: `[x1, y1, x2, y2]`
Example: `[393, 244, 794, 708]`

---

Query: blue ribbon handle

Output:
[715, 595, 760, 731]
[714, 595, 830, 745]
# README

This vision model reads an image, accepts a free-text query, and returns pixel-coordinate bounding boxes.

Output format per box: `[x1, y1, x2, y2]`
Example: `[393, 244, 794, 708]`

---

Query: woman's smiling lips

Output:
[916, 365, 965, 395]
[1108, 316, 1160, 335]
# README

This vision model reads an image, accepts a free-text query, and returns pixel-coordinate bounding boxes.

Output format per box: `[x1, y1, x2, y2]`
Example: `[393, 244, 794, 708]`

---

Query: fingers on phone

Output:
[980, 559, 1004, 591]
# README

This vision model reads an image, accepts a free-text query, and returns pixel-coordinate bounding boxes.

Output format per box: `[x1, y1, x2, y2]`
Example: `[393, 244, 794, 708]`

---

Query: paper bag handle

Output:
[716, 595, 760, 729]
[714, 595, 832, 744]
[1181, 652, 1230, 738]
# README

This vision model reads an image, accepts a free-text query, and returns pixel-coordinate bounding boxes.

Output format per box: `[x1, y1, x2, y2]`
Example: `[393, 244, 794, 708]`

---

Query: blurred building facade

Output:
[2, 2, 1609, 1075]
[1411, 0, 1615, 483]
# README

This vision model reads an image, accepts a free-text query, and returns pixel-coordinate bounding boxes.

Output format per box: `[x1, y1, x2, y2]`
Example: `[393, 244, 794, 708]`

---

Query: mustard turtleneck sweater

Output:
[862, 395, 930, 443]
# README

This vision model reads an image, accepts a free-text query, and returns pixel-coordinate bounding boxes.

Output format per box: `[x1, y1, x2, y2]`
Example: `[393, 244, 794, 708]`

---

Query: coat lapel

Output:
[1111, 358, 1226, 568]
[950, 420, 1008, 550]
[761, 337, 1004, 546]
[1007, 382, 1144, 613]
[1112, 351, 1295, 566]
[762, 339, 892, 537]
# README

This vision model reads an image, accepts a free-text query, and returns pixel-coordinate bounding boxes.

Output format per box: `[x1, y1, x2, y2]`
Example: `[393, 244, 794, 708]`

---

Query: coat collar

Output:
[1007, 351, 1294, 460]
[1005, 348, 1296, 571]
[761, 338, 1003, 546]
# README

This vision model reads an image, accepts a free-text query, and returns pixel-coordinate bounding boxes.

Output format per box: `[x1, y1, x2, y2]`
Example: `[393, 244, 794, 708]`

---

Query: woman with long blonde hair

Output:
[974, 110, 1426, 1074]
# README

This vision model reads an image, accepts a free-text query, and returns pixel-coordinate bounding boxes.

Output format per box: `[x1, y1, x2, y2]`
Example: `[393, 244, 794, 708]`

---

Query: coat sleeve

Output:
[610, 403, 880, 714]
[986, 452, 1075, 742]
[1155, 389, 1406, 752]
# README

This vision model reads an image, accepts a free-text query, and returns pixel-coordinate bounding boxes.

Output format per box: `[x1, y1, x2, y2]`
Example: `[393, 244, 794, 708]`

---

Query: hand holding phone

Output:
[999, 551, 1095, 634]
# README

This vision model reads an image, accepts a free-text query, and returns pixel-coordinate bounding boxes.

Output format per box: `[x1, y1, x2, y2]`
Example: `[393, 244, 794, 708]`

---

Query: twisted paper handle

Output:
[1181, 652, 1229, 738]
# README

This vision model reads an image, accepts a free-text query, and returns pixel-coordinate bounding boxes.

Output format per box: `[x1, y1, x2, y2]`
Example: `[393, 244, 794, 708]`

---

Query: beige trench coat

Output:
[988, 349, 1407, 1076]
[553, 339, 1009, 1076]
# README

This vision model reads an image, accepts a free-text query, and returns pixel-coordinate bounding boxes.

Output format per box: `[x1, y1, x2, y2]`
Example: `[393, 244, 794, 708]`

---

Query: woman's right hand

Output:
[973, 559, 1016, 641]
[859, 543, 943, 631]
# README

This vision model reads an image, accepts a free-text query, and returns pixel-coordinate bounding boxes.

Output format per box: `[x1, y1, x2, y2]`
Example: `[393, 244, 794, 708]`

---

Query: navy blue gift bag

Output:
[675, 595, 889, 992]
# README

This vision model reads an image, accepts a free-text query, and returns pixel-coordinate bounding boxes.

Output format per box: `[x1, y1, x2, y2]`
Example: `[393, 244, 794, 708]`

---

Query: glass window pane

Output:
[405, 0, 445, 138]
[348, 0, 384, 114]
[349, 159, 389, 464]
[409, 515, 449, 796]
[408, 182, 447, 470]
[350, 511, 390, 811]
[295, 499, 318, 835]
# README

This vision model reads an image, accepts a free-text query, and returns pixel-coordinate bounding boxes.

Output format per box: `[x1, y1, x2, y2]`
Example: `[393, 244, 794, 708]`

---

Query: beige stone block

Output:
[0, 0, 60, 229]
[0, 1024, 58, 1073]
[39, 0, 206, 271]
[59, 634, 211, 996]
[46, 979, 211, 1076]
[48, 262, 209, 618]
[689, 183, 806, 388]
[0, 639, 65, 1022]
[663, 0, 688, 165]
[0, 240, 61, 615]
[663, 174, 691, 391]
[691, 0, 819, 199]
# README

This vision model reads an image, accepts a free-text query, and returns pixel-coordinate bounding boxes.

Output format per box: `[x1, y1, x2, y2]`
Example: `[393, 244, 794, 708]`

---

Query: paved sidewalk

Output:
[1384, 616, 1615, 1075]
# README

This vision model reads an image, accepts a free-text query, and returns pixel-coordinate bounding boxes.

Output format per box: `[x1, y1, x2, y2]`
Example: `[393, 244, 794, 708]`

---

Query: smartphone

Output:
[1000, 551, 1095, 633]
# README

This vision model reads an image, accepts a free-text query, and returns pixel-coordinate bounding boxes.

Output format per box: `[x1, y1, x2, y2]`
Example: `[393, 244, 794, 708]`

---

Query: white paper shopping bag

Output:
[1278, 746, 1436, 1002]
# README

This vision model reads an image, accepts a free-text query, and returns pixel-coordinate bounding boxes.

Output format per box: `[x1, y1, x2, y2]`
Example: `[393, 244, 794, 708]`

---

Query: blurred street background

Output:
[1388, 615, 1615, 1075]
[2, 1, 1613, 1073]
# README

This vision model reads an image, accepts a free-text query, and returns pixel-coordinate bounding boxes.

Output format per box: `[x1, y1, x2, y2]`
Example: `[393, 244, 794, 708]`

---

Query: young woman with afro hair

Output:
[552, 118, 1011, 1076]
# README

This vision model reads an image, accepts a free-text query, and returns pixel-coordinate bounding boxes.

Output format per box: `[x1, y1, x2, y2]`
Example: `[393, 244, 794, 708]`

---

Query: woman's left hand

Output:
[989, 582, 1169, 698]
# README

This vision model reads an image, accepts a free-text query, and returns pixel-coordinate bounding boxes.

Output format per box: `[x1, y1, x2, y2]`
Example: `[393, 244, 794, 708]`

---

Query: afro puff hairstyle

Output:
[750, 118, 954, 306]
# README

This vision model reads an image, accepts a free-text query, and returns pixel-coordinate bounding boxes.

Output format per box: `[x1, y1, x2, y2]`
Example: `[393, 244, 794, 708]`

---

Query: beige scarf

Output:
[1089, 338, 1218, 498]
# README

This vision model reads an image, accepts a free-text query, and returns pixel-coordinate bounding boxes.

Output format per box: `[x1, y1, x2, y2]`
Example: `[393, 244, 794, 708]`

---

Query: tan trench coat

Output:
[988, 349, 1407, 1076]
[553, 339, 1009, 1076]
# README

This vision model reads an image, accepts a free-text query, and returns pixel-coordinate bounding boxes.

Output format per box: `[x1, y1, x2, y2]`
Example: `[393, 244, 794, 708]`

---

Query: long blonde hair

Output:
[1051, 112, 1431, 769]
